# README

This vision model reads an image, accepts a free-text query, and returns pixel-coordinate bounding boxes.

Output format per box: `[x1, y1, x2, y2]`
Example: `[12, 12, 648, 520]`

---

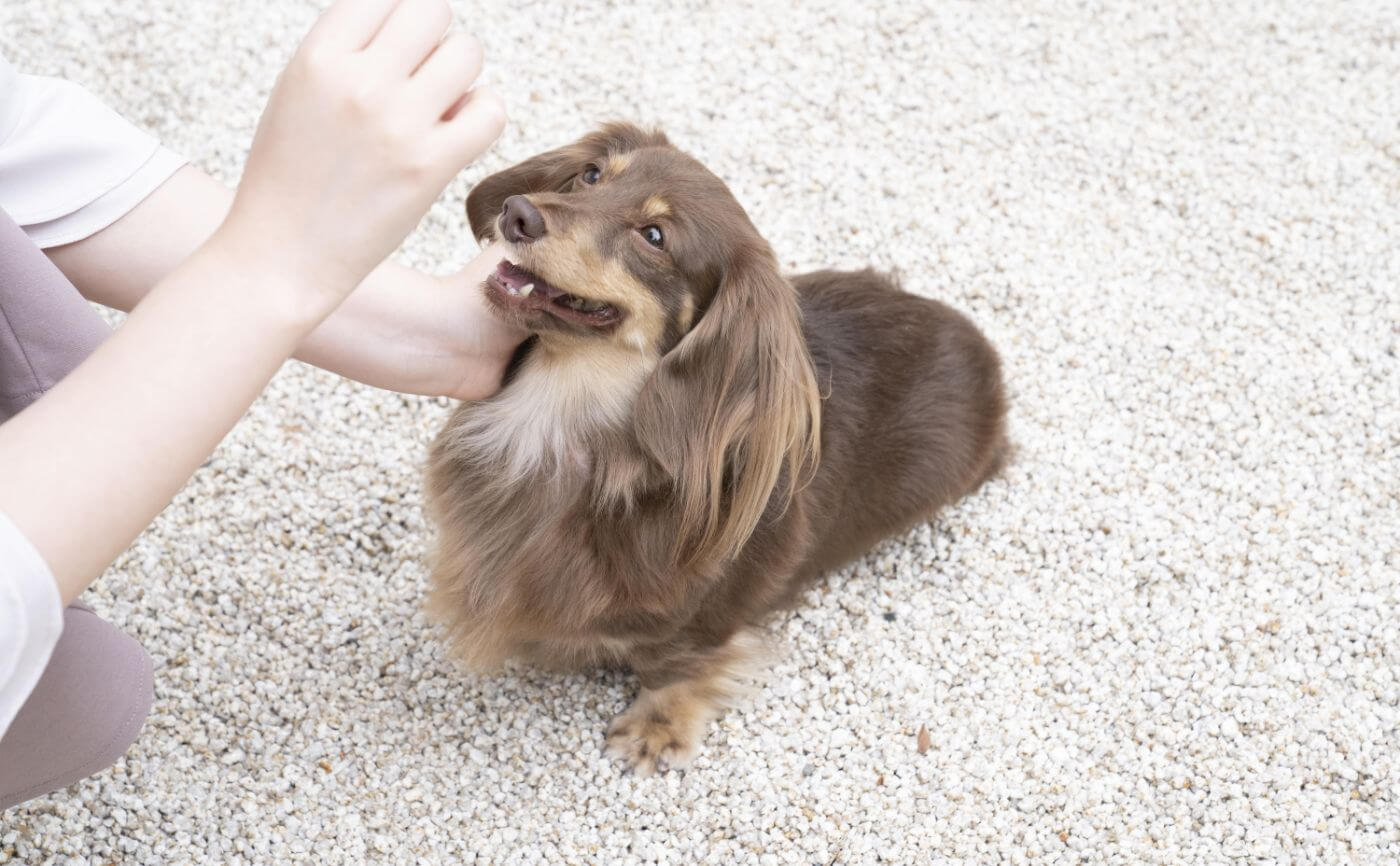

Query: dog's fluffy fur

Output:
[425, 123, 1007, 774]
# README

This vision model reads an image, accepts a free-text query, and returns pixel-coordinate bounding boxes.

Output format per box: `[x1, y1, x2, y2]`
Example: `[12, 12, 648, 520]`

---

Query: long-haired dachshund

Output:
[425, 123, 1007, 774]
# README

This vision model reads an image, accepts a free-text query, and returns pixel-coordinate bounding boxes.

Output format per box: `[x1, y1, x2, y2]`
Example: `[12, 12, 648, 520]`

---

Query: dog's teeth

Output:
[519, 282, 535, 297]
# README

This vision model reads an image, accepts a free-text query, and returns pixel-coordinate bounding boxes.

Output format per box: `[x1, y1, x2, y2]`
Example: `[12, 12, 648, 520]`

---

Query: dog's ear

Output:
[466, 122, 670, 242]
[634, 240, 821, 565]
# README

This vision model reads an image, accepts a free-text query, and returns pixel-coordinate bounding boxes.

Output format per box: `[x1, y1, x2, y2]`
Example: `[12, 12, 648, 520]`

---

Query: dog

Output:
[425, 123, 1007, 775]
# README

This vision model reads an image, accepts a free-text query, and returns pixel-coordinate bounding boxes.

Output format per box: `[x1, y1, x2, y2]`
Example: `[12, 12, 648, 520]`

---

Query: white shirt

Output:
[0, 55, 186, 738]
[0, 54, 185, 248]
[0, 511, 62, 736]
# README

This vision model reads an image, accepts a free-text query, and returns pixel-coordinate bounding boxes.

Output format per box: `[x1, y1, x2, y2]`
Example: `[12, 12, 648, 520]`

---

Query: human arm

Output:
[46, 164, 524, 402]
[0, 0, 507, 604]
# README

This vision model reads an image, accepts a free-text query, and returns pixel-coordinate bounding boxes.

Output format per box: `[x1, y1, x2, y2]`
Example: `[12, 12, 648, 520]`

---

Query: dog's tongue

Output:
[496, 260, 563, 299]
[495, 260, 530, 291]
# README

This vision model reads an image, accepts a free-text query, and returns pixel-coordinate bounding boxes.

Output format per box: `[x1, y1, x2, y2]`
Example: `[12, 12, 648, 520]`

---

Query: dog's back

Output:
[792, 269, 1008, 578]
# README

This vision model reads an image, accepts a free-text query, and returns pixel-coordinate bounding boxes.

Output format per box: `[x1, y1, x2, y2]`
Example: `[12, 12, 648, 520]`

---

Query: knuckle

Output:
[345, 81, 382, 117]
[474, 88, 507, 129]
[381, 125, 417, 157]
[296, 42, 342, 83]
[432, 34, 479, 83]
[400, 147, 440, 181]
[436, 41, 471, 78]
[452, 31, 483, 66]
[412, 0, 452, 37]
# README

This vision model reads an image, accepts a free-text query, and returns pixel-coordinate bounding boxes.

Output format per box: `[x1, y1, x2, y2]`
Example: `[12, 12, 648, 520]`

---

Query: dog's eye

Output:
[640, 225, 665, 248]
[581, 164, 602, 185]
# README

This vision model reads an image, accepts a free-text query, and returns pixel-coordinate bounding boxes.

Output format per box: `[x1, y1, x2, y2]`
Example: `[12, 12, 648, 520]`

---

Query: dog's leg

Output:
[605, 628, 767, 775]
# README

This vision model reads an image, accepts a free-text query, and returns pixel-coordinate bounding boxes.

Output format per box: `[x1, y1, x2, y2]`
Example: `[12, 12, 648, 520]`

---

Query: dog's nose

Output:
[501, 195, 547, 244]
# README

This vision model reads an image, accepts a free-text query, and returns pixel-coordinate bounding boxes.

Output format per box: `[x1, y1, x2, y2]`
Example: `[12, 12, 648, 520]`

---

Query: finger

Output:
[311, 0, 403, 50]
[366, 0, 452, 74]
[412, 32, 484, 118]
[435, 87, 507, 164]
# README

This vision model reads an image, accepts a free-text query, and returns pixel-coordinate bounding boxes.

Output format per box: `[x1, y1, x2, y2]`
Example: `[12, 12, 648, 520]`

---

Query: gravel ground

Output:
[4, 1, 1399, 863]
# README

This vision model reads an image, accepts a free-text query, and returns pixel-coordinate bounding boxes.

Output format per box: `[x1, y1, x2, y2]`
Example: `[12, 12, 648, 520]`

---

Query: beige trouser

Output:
[0, 208, 154, 810]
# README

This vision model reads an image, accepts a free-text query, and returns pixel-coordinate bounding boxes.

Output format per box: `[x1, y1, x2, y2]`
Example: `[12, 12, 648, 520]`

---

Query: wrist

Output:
[197, 223, 348, 335]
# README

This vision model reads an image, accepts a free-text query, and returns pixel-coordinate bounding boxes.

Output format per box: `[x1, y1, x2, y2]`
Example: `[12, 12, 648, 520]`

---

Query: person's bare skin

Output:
[47, 166, 525, 402]
[0, 0, 513, 604]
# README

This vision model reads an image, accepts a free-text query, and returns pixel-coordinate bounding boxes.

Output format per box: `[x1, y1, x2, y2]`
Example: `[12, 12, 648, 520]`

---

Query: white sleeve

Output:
[0, 54, 187, 249]
[0, 509, 64, 739]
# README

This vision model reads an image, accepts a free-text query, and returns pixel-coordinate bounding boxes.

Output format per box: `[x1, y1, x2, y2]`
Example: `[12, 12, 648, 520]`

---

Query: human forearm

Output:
[43, 165, 231, 312]
[290, 240, 513, 398]
[48, 166, 521, 399]
[0, 239, 328, 603]
[0, 0, 508, 604]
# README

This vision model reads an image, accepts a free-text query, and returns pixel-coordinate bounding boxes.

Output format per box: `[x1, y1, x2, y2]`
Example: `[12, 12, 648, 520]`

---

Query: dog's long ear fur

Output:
[466, 122, 670, 242]
[634, 240, 822, 566]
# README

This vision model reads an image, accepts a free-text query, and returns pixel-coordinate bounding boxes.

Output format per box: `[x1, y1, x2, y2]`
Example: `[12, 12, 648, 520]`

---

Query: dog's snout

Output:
[501, 195, 547, 244]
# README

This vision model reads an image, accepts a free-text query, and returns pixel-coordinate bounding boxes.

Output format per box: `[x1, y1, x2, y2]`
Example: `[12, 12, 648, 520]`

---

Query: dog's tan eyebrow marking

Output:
[607, 153, 634, 174]
[676, 294, 695, 332]
[642, 196, 671, 219]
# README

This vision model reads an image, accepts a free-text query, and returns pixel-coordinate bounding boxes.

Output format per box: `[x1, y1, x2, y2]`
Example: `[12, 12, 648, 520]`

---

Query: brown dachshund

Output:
[425, 123, 1007, 774]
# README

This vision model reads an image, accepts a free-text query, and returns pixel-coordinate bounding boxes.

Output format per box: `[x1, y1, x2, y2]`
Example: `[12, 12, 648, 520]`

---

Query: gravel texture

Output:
[4, 1, 1400, 863]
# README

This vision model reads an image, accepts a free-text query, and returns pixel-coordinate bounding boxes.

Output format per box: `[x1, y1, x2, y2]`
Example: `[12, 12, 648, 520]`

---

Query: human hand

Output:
[285, 241, 527, 401]
[427, 244, 529, 399]
[217, 0, 505, 317]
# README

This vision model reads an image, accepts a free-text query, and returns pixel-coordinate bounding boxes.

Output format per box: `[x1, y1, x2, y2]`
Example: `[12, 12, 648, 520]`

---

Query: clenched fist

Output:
[220, 0, 506, 308]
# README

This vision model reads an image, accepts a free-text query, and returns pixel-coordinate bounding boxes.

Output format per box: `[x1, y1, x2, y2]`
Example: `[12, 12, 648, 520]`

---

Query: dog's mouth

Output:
[486, 260, 622, 329]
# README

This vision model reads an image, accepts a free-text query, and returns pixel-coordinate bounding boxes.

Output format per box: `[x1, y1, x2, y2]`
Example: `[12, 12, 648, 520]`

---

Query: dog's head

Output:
[467, 122, 821, 562]
[470, 123, 743, 354]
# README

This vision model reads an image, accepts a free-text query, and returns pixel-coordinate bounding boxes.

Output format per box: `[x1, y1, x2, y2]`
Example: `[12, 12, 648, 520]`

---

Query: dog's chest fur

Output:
[449, 344, 653, 478]
[425, 345, 662, 669]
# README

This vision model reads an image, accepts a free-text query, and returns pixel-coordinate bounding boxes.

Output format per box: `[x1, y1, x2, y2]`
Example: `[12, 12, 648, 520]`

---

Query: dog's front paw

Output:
[605, 631, 765, 775]
[604, 687, 706, 776]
